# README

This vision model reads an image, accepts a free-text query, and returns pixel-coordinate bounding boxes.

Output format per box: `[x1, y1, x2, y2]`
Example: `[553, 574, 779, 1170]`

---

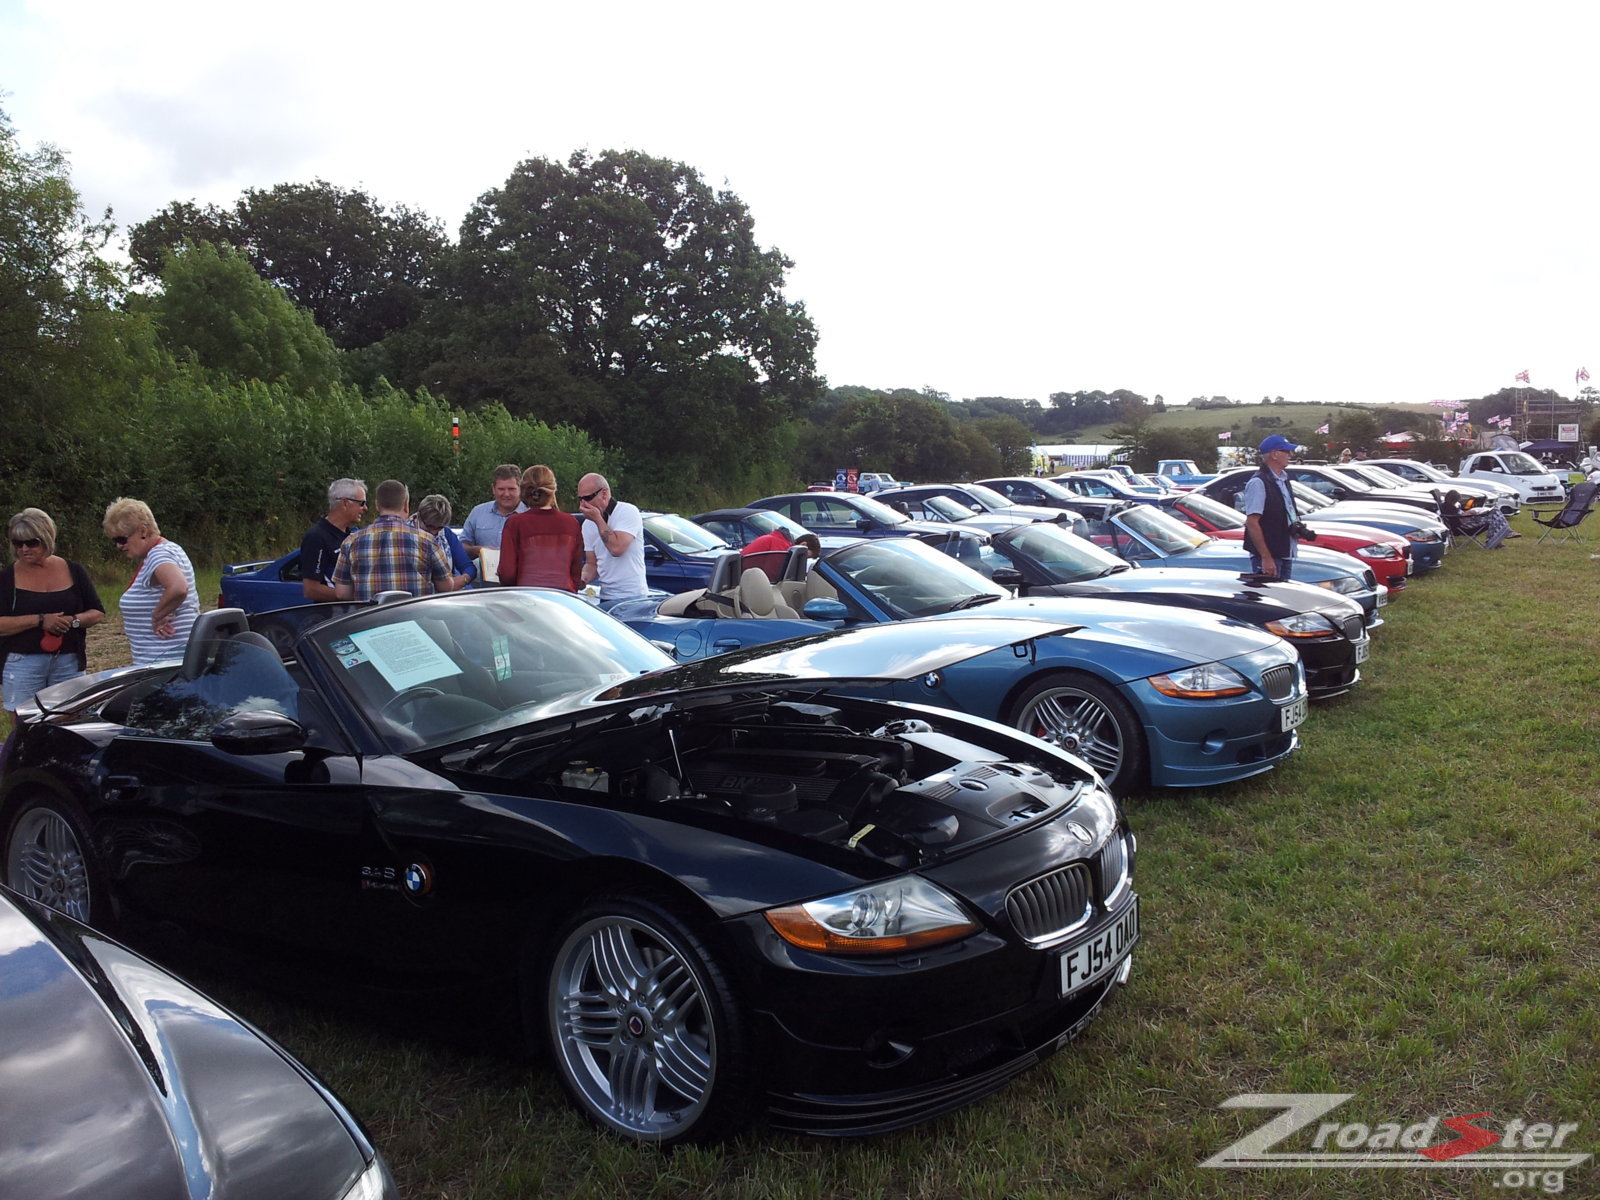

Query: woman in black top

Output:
[1, 508, 106, 720]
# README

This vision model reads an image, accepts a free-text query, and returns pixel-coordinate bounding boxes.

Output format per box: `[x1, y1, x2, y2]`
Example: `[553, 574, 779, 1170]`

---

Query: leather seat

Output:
[739, 568, 798, 619]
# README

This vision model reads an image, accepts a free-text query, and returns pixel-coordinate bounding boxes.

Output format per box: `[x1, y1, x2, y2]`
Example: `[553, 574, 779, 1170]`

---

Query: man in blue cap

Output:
[1243, 434, 1302, 580]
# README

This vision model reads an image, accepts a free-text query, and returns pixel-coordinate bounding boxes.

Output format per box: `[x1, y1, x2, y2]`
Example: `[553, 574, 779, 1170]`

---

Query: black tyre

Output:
[3, 795, 110, 927]
[544, 894, 755, 1145]
[1008, 672, 1148, 796]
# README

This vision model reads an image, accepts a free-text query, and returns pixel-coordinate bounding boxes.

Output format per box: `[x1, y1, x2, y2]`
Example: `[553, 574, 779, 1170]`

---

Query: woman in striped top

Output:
[103, 498, 200, 667]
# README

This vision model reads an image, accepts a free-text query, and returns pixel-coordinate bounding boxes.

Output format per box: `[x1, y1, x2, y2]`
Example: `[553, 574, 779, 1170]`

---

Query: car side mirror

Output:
[643, 544, 663, 562]
[801, 598, 850, 621]
[857, 518, 874, 532]
[991, 567, 1024, 587]
[210, 710, 307, 755]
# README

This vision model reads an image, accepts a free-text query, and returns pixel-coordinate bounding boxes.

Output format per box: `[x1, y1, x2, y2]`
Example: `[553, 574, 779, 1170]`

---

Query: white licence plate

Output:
[1375, 587, 1388, 607]
[1280, 696, 1309, 732]
[1058, 899, 1139, 997]
[1355, 640, 1370, 664]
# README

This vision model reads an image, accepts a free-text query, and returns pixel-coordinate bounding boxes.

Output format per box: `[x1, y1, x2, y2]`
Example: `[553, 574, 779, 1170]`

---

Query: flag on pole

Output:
[1218, 431, 1232, 440]
[1579, 366, 1590, 383]
[1316, 423, 1329, 434]
[1515, 370, 1530, 383]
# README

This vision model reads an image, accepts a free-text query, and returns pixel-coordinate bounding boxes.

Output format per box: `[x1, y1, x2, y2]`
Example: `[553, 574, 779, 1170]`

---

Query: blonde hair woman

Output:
[2, 508, 106, 718]
[497, 466, 584, 590]
[103, 498, 200, 666]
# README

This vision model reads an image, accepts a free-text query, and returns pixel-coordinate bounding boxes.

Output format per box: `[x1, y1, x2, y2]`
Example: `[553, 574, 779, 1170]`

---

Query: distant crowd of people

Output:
[0, 464, 658, 709]
[302, 465, 651, 607]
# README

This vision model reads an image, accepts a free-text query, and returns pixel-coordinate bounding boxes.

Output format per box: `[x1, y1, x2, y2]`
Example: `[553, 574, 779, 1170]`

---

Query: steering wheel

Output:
[380, 685, 445, 723]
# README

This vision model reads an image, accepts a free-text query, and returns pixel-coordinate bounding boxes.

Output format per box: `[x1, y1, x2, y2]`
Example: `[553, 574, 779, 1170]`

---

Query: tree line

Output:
[6, 105, 1593, 572]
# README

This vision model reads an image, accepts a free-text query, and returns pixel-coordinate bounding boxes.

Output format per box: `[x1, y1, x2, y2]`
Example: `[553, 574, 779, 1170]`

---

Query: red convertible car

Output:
[1158, 491, 1411, 593]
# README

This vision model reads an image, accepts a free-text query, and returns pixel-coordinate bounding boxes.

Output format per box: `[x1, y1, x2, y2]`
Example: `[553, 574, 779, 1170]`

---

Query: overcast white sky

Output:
[5, 0, 1598, 408]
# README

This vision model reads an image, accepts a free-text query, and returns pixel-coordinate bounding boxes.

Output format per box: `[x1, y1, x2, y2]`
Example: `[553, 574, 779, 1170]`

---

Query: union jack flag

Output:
[1515, 370, 1530, 383]
[1316, 423, 1329, 434]
[1579, 366, 1590, 383]
[1218, 431, 1232, 440]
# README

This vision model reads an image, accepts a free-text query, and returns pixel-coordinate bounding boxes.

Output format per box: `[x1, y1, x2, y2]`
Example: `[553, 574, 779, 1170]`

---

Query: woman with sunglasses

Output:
[1, 508, 106, 720]
[103, 498, 200, 667]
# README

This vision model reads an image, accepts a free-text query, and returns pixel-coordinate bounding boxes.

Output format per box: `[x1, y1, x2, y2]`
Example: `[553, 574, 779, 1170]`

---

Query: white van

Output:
[1458, 450, 1566, 505]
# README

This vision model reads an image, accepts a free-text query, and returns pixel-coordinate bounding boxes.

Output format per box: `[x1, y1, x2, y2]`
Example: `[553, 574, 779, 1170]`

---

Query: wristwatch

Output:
[70, 616, 81, 630]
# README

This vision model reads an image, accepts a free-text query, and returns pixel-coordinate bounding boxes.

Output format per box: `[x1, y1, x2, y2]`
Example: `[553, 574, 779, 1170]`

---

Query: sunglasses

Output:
[110, 535, 131, 546]
[340, 496, 369, 507]
[10, 538, 42, 549]
[579, 488, 604, 503]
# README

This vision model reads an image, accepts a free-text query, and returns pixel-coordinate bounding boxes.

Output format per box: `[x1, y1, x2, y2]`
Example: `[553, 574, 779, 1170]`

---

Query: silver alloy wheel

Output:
[6, 806, 93, 923]
[1016, 686, 1126, 784]
[549, 913, 716, 1140]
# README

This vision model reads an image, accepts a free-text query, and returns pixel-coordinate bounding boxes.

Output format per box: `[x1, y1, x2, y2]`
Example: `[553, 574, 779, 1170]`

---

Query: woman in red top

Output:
[497, 465, 584, 590]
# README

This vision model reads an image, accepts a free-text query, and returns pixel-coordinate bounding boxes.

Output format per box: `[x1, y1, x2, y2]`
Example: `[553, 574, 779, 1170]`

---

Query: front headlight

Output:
[1319, 575, 1364, 595]
[1265, 612, 1338, 639]
[1404, 529, 1441, 543]
[765, 876, 980, 955]
[1355, 543, 1401, 558]
[341, 1154, 399, 1200]
[1148, 662, 1250, 698]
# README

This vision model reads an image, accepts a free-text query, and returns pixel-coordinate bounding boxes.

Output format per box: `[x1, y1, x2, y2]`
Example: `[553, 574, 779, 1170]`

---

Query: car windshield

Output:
[1174, 492, 1246, 530]
[1290, 481, 1333, 510]
[953, 484, 1011, 511]
[749, 509, 808, 538]
[1383, 460, 1440, 482]
[645, 513, 729, 553]
[1499, 451, 1550, 476]
[308, 590, 673, 752]
[1009, 477, 1077, 501]
[1114, 504, 1212, 553]
[827, 538, 1007, 619]
[1343, 466, 1407, 490]
[920, 494, 981, 522]
[842, 494, 913, 525]
[995, 523, 1127, 582]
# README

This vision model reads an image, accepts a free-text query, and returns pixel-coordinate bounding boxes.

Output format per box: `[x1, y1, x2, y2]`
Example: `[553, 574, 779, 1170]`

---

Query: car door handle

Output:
[103, 775, 141, 804]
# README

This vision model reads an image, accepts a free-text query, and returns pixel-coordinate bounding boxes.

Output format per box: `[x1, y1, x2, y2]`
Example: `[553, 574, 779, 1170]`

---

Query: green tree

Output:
[129, 182, 448, 350]
[971, 416, 1036, 475]
[1330, 409, 1382, 455]
[0, 108, 123, 446]
[149, 241, 342, 393]
[427, 149, 820, 499]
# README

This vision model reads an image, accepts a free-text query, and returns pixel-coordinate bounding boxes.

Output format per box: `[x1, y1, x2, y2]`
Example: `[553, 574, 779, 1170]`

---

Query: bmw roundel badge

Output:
[403, 862, 434, 896]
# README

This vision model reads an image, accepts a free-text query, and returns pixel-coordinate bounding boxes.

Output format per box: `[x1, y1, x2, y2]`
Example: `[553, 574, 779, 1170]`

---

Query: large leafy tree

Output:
[429, 149, 820, 495]
[0, 108, 126, 479]
[129, 182, 447, 350]
[148, 241, 342, 394]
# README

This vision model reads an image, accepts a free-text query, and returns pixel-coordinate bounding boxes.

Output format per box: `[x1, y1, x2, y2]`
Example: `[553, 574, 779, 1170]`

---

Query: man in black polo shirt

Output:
[301, 478, 367, 601]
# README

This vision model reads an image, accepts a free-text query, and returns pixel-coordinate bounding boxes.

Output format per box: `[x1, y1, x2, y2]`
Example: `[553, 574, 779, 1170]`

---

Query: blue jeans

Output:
[1248, 553, 1294, 581]
[3, 652, 83, 712]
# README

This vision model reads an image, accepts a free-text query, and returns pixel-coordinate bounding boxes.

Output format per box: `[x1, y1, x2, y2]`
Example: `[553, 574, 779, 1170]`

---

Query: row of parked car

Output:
[0, 456, 1479, 1166]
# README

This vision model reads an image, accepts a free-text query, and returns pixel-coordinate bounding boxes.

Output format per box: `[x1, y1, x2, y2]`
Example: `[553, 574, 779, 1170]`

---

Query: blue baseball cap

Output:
[1259, 434, 1297, 454]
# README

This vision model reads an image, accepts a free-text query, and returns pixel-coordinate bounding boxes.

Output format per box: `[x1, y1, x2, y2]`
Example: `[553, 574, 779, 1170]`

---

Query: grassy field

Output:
[37, 519, 1600, 1198]
[1060, 400, 1446, 445]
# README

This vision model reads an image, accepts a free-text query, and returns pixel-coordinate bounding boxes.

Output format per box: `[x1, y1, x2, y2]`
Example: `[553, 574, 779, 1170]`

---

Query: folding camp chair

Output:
[1439, 491, 1493, 549]
[1531, 481, 1598, 544]
[1442, 505, 1491, 549]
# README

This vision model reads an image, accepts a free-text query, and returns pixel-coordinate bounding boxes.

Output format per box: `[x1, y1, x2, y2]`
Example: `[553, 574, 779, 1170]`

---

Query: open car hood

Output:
[599, 616, 1078, 704]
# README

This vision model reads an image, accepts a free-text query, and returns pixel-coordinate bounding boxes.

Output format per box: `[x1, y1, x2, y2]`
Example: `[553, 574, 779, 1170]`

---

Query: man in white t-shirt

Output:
[577, 473, 648, 604]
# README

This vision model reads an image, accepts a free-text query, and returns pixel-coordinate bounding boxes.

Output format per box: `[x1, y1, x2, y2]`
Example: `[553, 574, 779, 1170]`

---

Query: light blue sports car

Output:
[612, 538, 1308, 796]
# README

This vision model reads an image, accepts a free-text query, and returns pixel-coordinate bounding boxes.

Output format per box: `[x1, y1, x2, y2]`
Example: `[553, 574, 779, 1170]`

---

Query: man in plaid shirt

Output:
[332, 479, 470, 600]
